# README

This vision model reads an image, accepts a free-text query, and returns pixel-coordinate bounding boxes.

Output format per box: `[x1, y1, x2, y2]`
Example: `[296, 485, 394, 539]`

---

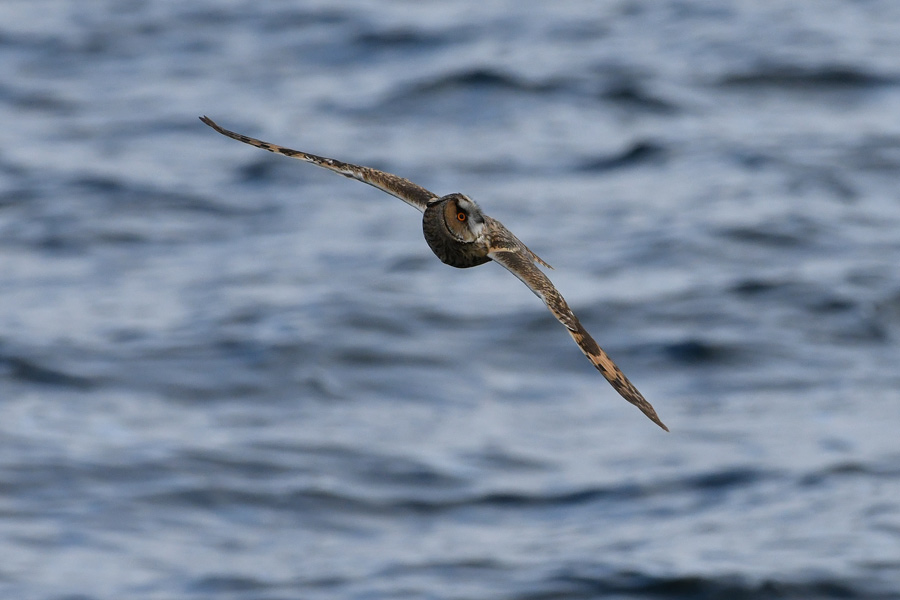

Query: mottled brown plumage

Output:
[201, 116, 668, 431]
[200, 116, 436, 211]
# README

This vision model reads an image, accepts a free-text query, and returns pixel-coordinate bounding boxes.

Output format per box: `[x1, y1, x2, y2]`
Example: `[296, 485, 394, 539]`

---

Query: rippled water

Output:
[2, 1, 900, 599]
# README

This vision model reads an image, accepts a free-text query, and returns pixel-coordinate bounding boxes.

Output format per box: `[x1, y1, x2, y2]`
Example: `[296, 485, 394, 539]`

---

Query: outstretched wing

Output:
[488, 245, 668, 431]
[200, 116, 437, 212]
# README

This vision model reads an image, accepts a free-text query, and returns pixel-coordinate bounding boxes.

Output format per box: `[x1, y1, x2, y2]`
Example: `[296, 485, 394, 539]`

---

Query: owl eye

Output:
[457, 212, 467, 222]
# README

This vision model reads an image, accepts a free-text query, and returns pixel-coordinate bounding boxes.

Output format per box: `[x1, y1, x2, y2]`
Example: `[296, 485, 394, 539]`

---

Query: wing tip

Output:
[199, 115, 221, 132]
[633, 395, 669, 431]
[636, 398, 669, 431]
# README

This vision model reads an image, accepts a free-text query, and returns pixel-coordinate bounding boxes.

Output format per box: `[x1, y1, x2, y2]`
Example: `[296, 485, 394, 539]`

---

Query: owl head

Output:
[422, 193, 491, 268]
[432, 193, 485, 242]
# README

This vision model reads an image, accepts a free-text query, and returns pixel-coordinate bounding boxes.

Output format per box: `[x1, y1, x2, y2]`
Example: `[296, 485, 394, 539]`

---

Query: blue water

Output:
[2, 1, 900, 598]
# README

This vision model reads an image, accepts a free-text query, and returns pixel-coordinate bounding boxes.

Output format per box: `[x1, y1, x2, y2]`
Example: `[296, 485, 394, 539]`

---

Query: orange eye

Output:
[457, 212, 467, 222]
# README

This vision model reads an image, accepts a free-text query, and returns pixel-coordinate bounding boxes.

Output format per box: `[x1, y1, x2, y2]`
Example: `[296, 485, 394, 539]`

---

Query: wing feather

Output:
[200, 116, 437, 212]
[489, 248, 668, 431]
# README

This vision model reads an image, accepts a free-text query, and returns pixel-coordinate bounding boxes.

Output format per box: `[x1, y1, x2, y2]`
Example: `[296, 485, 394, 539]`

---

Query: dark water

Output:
[2, 2, 900, 598]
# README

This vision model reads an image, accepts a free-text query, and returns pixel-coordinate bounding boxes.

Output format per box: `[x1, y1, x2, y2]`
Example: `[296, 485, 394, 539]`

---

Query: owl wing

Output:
[200, 116, 437, 212]
[488, 245, 668, 431]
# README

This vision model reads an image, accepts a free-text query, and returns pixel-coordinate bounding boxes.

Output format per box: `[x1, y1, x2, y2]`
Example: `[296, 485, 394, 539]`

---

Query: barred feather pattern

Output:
[488, 246, 667, 431]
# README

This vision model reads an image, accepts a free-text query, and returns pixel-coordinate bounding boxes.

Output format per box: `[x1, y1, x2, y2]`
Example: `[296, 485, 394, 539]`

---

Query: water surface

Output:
[1, 2, 899, 598]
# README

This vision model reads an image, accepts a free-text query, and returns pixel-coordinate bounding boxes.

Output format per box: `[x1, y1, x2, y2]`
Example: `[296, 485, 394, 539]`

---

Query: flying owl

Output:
[200, 116, 668, 431]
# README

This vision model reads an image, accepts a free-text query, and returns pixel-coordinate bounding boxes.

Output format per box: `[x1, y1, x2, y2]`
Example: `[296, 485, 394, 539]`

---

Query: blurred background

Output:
[1, 1, 899, 598]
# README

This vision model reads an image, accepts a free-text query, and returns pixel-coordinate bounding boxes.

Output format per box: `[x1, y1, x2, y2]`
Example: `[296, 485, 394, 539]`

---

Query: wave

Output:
[402, 67, 569, 97]
[0, 352, 95, 389]
[577, 140, 667, 172]
[719, 64, 896, 90]
[540, 568, 881, 600]
[600, 81, 678, 113]
[138, 466, 772, 516]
